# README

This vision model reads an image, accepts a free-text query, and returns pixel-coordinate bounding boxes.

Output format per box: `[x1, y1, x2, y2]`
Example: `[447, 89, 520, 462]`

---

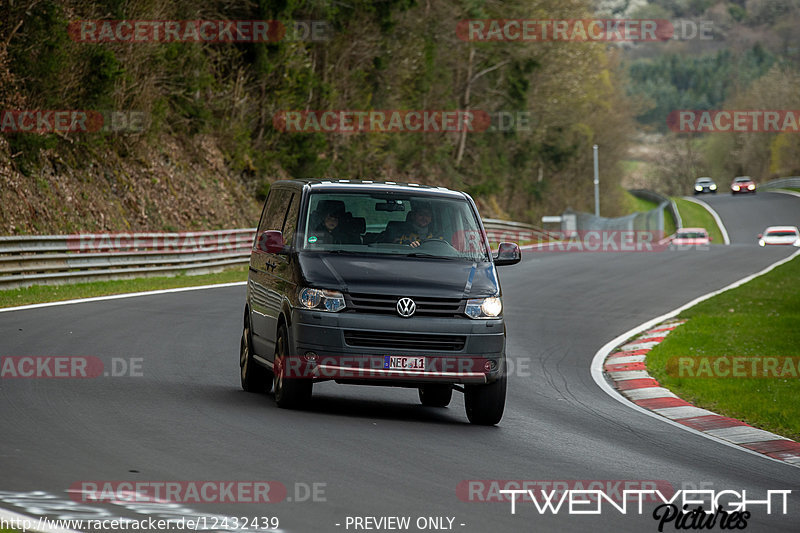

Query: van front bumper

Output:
[286, 309, 506, 385]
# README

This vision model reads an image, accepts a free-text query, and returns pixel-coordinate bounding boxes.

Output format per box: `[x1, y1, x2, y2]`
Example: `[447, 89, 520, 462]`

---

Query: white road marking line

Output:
[0, 281, 246, 314]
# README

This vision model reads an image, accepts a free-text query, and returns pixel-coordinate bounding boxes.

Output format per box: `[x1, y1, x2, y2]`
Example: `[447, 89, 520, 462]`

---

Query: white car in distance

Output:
[758, 226, 800, 247]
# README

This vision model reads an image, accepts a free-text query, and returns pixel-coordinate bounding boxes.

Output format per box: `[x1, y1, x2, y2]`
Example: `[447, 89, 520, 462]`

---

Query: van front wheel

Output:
[464, 375, 506, 425]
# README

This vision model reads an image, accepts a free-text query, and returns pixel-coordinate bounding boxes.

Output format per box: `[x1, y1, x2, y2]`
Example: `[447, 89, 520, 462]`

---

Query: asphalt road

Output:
[691, 189, 800, 244]
[1, 191, 799, 533]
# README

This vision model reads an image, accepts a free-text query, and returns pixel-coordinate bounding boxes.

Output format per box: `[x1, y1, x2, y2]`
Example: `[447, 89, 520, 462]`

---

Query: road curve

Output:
[1, 192, 799, 532]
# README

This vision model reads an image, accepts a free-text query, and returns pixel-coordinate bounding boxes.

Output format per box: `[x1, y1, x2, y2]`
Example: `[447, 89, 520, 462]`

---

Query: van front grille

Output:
[343, 330, 466, 351]
[346, 293, 463, 317]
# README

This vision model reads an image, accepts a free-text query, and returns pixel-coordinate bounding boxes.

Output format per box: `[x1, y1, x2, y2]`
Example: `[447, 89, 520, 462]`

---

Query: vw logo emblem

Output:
[396, 297, 416, 318]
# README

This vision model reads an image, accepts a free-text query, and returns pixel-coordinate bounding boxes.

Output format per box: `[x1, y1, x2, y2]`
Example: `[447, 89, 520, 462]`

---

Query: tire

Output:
[240, 314, 272, 393]
[418, 384, 452, 407]
[273, 324, 312, 408]
[464, 374, 507, 425]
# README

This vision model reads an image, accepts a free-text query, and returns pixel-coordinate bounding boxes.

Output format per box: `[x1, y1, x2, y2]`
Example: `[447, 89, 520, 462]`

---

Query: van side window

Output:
[282, 193, 300, 247]
[257, 189, 292, 235]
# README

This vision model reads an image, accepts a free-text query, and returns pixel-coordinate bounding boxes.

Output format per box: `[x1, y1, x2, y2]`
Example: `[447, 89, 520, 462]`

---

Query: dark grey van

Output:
[240, 180, 520, 425]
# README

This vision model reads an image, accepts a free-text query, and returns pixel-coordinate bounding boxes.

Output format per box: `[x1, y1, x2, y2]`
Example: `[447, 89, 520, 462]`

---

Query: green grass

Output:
[622, 189, 659, 213]
[0, 265, 248, 309]
[646, 255, 800, 441]
[672, 197, 724, 243]
[662, 206, 676, 237]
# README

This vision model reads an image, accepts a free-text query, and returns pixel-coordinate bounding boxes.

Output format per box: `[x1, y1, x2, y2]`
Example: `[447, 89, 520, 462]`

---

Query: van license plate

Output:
[384, 356, 426, 370]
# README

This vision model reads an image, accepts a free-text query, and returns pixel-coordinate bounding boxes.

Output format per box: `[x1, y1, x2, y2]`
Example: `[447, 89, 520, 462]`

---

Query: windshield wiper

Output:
[405, 252, 457, 259]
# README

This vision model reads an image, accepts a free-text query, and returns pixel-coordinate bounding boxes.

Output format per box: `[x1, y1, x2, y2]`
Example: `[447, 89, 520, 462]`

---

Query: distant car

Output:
[671, 227, 711, 247]
[693, 177, 717, 195]
[758, 226, 800, 247]
[730, 176, 756, 195]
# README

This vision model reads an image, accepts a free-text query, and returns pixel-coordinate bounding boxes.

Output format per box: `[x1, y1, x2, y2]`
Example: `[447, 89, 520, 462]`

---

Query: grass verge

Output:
[623, 190, 659, 213]
[0, 265, 248, 309]
[646, 254, 800, 441]
[672, 197, 724, 244]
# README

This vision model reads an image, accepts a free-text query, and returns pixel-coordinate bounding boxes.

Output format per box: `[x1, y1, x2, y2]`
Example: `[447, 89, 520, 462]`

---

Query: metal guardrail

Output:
[0, 229, 256, 290]
[628, 189, 682, 230]
[482, 218, 558, 243]
[0, 221, 542, 290]
[760, 177, 800, 190]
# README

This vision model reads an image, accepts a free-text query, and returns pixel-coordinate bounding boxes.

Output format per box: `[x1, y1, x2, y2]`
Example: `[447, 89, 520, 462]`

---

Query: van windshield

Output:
[299, 192, 490, 261]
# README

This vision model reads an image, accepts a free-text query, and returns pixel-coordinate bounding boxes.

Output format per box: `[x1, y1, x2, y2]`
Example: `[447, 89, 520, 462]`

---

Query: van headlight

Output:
[298, 288, 346, 312]
[465, 297, 502, 319]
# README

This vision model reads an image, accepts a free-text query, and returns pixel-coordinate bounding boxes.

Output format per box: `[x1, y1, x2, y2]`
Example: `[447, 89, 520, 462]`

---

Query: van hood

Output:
[297, 253, 500, 298]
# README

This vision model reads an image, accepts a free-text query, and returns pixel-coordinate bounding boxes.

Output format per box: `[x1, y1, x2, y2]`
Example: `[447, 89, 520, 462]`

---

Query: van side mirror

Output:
[256, 230, 287, 254]
[494, 242, 521, 266]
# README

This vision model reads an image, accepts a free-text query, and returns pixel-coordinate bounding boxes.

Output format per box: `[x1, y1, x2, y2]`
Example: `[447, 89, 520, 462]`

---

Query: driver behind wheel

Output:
[394, 202, 443, 248]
